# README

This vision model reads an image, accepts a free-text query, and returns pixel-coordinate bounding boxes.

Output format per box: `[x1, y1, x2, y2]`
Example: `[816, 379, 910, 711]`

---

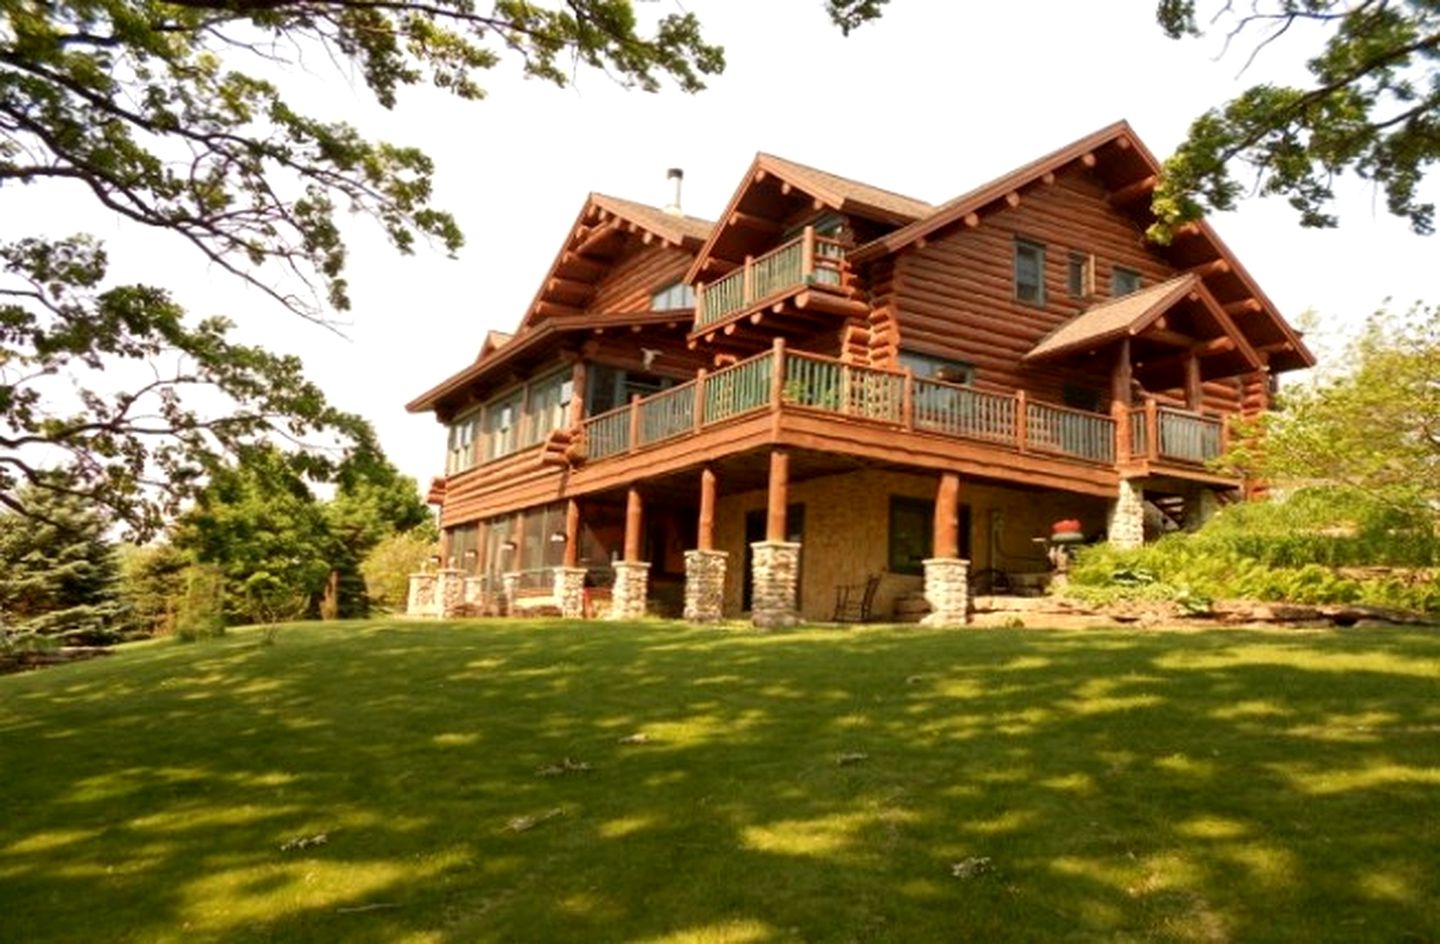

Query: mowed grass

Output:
[2, 621, 1438, 943]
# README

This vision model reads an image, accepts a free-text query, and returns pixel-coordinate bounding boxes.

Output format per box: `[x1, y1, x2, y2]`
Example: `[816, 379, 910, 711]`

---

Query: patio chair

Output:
[832, 574, 881, 623]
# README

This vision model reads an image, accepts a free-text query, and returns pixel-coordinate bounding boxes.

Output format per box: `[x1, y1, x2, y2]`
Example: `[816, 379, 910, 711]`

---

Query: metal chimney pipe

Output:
[664, 167, 684, 216]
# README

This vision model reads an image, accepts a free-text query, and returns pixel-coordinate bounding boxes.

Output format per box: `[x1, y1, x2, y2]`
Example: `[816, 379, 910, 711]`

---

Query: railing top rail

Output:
[581, 402, 631, 425]
[641, 377, 698, 399]
[1029, 399, 1117, 424]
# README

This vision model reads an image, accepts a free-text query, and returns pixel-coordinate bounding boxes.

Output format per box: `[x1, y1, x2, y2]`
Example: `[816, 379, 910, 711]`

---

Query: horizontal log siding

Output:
[589, 243, 694, 315]
[893, 167, 1247, 415]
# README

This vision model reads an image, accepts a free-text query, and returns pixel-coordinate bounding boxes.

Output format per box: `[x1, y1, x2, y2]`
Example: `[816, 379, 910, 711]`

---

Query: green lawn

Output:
[2, 621, 1438, 943]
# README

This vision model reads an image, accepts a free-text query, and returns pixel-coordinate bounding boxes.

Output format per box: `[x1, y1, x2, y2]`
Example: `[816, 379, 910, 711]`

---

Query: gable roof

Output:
[477, 329, 514, 360]
[848, 120, 1314, 374]
[1025, 273, 1264, 382]
[755, 153, 934, 223]
[682, 152, 934, 285]
[517, 193, 713, 332]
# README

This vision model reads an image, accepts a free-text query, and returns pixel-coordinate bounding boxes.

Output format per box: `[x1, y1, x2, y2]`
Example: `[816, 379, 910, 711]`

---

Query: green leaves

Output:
[1153, 0, 1440, 236]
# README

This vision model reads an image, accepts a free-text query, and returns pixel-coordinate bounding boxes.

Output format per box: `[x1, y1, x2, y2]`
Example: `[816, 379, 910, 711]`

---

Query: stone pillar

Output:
[1108, 478, 1146, 550]
[684, 549, 727, 622]
[750, 541, 801, 629]
[500, 571, 521, 617]
[921, 558, 970, 627]
[406, 573, 438, 617]
[553, 566, 587, 620]
[609, 561, 650, 620]
[1184, 488, 1222, 531]
[436, 568, 465, 617]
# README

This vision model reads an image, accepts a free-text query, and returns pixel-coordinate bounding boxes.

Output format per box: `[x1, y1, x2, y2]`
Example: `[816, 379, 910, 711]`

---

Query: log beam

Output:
[623, 487, 644, 563]
[698, 466, 717, 552]
[563, 499, 581, 567]
[1224, 299, 1263, 317]
[729, 210, 782, 234]
[1109, 175, 1157, 207]
[1188, 258, 1232, 279]
[933, 471, 961, 559]
[766, 450, 789, 543]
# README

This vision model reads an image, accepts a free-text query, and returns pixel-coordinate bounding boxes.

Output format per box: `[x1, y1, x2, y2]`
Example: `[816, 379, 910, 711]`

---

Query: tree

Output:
[361, 529, 440, 612]
[0, 482, 124, 646]
[1152, 1, 1440, 237]
[1229, 303, 1439, 507]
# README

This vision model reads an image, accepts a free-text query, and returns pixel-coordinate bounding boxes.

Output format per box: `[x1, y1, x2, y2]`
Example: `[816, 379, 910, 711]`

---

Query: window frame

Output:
[1111, 265, 1143, 297]
[1013, 238, 1046, 307]
[1067, 251, 1095, 299]
[650, 281, 696, 312]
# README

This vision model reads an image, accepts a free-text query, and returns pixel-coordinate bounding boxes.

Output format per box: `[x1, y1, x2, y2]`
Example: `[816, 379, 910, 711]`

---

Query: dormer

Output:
[684, 154, 933, 353]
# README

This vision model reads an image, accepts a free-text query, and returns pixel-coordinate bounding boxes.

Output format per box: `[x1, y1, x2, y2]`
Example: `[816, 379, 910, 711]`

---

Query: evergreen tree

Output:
[0, 485, 124, 646]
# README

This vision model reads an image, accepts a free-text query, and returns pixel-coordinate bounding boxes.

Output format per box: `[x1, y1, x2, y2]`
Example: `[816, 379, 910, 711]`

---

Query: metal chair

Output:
[832, 574, 881, 623]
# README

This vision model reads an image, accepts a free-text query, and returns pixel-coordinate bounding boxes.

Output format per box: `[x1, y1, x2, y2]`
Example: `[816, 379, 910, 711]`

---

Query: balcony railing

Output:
[1126, 403, 1227, 465]
[577, 341, 1238, 475]
[694, 226, 845, 329]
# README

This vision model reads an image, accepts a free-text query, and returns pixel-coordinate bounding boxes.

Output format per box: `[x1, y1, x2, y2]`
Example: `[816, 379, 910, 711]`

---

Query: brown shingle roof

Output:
[757, 153, 934, 223]
[1026, 275, 1199, 361]
[591, 193, 714, 246]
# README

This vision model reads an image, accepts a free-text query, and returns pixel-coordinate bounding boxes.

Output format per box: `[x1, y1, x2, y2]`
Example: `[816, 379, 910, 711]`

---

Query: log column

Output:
[751, 450, 800, 629]
[921, 472, 970, 626]
[553, 498, 587, 619]
[684, 466, 727, 623]
[609, 487, 650, 620]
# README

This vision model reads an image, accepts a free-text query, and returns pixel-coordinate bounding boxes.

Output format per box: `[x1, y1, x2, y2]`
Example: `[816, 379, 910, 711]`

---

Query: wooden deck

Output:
[438, 342, 1240, 526]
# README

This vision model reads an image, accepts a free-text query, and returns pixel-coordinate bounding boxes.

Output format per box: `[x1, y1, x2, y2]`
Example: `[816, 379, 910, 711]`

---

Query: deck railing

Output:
[1025, 401, 1117, 465]
[694, 227, 846, 328]
[703, 350, 775, 424]
[580, 404, 630, 461]
[576, 342, 1237, 474]
[1158, 408, 1224, 463]
[637, 380, 696, 447]
[913, 378, 1017, 443]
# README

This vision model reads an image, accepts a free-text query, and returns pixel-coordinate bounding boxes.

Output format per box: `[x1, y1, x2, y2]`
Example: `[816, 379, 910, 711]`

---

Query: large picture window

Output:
[446, 411, 481, 474]
[521, 371, 573, 447]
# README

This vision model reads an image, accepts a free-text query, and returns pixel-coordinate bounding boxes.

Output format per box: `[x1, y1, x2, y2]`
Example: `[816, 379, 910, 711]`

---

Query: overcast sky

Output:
[6, 1, 1435, 493]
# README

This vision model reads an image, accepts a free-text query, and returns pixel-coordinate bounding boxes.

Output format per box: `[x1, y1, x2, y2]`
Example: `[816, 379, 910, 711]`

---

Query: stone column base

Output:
[436, 568, 466, 617]
[609, 561, 650, 620]
[501, 572, 521, 617]
[683, 550, 728, 622]
[920, 558, 970, 627]
[751, 541, 801, 629]
[553, 567, 587, 620]
[406, 573, 438, 617]
[1108, 478, 1145, 550]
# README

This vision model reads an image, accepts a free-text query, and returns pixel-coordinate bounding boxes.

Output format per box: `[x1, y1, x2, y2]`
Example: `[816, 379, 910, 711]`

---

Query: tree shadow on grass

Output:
[1, 620, 1437, 942]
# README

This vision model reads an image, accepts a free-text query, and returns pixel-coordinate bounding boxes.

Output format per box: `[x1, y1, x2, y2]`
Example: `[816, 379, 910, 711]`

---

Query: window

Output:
[586, 364, 674, 416]
[446, 411, 481, 474]
[1062, 383, 1102, 413]
[888, 496, 972, 574]
[1068, 252, 1095, 298]
[520, 371, 573, 447]
[1014, 239, 1045, 306]
[1111, 266, 1142, 297]
[899, 350, 974, 385]
[482, 388, 523, 461]
[651, 282, 696, 311]
[445, 524, 480, 573]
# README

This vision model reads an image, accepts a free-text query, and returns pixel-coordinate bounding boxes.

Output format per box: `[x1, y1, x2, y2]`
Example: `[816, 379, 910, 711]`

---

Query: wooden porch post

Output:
[563, 498, 581, 568]
[624, 487, 644, 563]
[933, 472, 961, 559]
[568, 360, 587, 428]
[1184, 353, 1203, 410]
[1111, 337, 1133, 406]
[698, 466, 717, 552]
[766, 450, 789, 542]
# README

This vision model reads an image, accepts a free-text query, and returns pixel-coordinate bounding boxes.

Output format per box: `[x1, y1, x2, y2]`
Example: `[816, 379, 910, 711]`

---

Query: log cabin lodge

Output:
[404, 121, 1312, 626]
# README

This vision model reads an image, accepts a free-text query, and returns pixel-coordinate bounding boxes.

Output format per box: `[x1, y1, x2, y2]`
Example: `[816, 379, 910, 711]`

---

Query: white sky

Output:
[4, 1, 1436, 491]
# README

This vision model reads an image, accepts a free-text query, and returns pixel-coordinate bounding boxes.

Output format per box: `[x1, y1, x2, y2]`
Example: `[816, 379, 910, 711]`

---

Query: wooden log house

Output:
[404, 122, 1313, 625]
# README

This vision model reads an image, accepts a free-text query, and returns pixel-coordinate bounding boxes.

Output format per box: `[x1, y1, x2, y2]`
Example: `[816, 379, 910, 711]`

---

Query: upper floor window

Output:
[446, 411, 481, 474]
[1014, 239, 1045, 306]
[483, 388, 523, 461]
[651, 282, 696, 311]
[520, 370, 574, 448]
[1111, 266, 1142, 297]
[1068, 252, 1095, 298]
[899, 350, 975, 385]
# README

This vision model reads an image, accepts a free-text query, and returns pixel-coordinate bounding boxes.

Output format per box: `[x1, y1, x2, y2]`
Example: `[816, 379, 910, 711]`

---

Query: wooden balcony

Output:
[576, 342, 1236, 493]
[692, 227, 853, 336]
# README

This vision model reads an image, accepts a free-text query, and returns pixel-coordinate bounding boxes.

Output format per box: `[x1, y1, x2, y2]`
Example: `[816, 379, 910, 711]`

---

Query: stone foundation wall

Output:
[609, 561, 650, 620]
[500, 572, 520, 617]
[1108, 479, 1146, 550]
[750, 541, 801, 629]
[920, 558, 970, 627]
[406, 573, 438, 617]
[683, 550, 727, 623]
